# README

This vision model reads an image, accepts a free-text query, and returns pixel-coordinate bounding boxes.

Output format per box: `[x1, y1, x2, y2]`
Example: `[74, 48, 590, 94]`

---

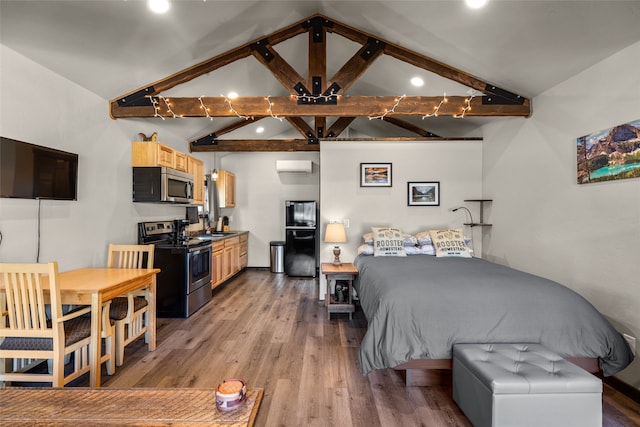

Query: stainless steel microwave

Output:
[133, 166, 194, 204]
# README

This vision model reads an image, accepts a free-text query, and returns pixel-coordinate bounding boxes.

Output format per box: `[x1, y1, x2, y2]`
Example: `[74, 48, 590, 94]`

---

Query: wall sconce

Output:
[324, 223, 347, 265]
[211, 169, 218, 181]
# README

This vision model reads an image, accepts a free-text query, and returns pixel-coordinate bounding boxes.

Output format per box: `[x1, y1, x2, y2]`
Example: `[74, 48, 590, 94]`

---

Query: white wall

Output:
[219, 151, 320, 267]
[0, 45, 203, 270]
[319, 140, 483, 298]
[482, 40, 640, 387]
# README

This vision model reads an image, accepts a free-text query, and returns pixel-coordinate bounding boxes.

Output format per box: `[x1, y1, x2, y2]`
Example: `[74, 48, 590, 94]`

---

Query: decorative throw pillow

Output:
[364, 231, 417, 247]
[428, 229, 472, 258]
[371, 227, 407, 257]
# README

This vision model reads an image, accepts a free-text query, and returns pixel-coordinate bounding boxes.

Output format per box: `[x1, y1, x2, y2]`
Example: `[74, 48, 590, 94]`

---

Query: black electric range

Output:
[138, 221, 213, 318]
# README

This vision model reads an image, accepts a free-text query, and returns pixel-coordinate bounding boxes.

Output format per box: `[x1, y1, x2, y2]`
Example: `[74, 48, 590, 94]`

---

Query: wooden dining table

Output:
[1, 267, 160, 387]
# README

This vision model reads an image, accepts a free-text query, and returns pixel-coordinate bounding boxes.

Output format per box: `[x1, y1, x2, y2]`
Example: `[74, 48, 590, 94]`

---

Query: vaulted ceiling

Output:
[110, 13, 530, 152]
[2, 1, 640, 151]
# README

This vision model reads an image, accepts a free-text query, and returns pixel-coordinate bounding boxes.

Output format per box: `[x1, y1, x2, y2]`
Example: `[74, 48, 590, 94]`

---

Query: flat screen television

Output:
[0, 136, 78, 200]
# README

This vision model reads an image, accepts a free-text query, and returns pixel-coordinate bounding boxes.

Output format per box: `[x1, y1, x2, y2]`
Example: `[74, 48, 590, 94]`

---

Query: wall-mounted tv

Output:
[1, 136, 78, 200]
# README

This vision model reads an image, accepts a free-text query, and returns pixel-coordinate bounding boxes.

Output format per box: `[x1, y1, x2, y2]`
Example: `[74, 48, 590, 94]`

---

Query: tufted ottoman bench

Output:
[452, 343, 602, 427]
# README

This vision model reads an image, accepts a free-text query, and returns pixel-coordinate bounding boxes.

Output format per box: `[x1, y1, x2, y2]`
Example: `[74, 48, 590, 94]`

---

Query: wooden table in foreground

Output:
[0, 268, 159, 387]
[0, 387, 264, 426]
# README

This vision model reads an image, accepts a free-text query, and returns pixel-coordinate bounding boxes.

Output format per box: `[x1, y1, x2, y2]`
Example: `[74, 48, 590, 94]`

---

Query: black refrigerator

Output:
[284, 200, 317, 277]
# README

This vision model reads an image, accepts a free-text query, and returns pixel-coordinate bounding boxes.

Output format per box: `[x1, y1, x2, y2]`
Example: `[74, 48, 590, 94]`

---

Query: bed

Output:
[353, 253, 634, 381]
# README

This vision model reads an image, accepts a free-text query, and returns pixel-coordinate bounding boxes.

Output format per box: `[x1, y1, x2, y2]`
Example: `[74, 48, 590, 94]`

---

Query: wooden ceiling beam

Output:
[287, 117, 315, 139]
[322, 14, 527, 103]
[111, 95, 530, 118]
[251, 42, 308, 96]
[326, 117, 356, 137]
[191, 139, 320, 152]
[190, 135, 483, 152]
[375, 116, 441, 138]
[212, 116, 266, 137]
[109, 15, 317, 110]
[327, 39, 384, 94]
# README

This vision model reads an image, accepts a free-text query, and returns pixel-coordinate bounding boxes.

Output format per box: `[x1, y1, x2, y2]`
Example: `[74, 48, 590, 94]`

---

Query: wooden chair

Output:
[0, 262, 93, 386]
[107, 244, 154, 366]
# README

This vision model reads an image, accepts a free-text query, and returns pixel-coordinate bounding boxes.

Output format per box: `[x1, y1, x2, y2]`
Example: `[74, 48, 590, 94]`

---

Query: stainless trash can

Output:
[270, 241, 285, 273]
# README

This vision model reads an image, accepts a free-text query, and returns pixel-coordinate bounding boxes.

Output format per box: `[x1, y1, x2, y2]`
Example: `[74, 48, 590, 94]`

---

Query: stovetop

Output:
[138, 220, 211, 249]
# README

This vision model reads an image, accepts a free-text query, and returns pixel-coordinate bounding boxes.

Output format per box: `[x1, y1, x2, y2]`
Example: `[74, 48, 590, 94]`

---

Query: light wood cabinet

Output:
[216, 170, 236, 208]
[223, 236, 240, 280]
[239, 234, 248, 269]
[188, 156, 204, 205]
[211, 233, 248, 291]
[174, 152, 188, 172]
[211, 241, 225, 289]
[132, 141, 177, 169]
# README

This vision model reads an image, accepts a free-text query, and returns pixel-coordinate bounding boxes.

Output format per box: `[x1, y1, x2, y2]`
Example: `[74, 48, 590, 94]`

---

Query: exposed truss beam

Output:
[190, 136, 483, 152]
[111, 13, 530, 151]
[377, 117, 441, 138]
[111, 95, 530, 119]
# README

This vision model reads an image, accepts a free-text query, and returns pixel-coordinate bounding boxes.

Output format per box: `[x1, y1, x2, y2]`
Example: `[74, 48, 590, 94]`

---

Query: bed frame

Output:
[393, 357, 601, 386]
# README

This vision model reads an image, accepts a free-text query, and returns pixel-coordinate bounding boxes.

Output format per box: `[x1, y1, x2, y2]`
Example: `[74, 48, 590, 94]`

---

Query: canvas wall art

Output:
[577, 119, 640, 184]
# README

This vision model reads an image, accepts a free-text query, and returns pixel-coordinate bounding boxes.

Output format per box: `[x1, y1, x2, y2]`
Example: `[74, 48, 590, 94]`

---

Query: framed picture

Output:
[360, 163, 392, 187]
[407, 181, 440, 206]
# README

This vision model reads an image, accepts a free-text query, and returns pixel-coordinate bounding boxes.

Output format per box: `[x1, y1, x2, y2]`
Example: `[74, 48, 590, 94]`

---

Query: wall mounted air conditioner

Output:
[276, 160, 313, 173]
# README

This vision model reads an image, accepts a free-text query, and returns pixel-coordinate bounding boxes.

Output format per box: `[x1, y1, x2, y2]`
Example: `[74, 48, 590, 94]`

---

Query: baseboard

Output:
[604, 376, 640, 404]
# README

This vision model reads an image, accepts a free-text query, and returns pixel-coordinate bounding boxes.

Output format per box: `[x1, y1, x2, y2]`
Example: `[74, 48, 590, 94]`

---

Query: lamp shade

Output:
[324, 223, 347, 243]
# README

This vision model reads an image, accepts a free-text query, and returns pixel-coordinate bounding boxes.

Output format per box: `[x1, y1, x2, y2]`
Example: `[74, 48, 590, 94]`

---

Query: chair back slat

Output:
[107, 244, 154, 270]
[0, 262, 60, 334]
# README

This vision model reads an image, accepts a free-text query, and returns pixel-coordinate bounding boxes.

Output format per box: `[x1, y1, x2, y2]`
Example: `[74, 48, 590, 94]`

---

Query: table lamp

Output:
[324, 223, 347, 265]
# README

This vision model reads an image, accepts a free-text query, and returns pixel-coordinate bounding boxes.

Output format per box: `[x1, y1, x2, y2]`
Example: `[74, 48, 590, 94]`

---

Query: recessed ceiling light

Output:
[148, 0, 170, 14]
[410, 77, 424, 87]
[256, 126, 265, 134]
[227, 91, 239, 99]
[465, 0, 488, 9]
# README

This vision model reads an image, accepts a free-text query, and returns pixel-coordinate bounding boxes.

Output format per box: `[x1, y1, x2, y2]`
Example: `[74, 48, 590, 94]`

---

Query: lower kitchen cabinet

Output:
[212, 232, 248, 290]
[211, 241, 225, 289]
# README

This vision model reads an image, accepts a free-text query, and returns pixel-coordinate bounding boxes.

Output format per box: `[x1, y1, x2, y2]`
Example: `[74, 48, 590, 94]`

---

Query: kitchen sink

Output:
[197, 232, 236, 240]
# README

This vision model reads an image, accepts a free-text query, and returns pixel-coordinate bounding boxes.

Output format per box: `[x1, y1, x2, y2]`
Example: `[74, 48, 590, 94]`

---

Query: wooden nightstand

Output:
[321, 262, 358, 320]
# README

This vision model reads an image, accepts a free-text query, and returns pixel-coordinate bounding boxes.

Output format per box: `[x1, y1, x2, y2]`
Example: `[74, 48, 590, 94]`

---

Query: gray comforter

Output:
[354, 254, 633, 376]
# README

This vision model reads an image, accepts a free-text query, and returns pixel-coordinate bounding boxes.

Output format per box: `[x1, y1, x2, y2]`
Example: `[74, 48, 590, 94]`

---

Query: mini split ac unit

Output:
[276, 160, 313, 173]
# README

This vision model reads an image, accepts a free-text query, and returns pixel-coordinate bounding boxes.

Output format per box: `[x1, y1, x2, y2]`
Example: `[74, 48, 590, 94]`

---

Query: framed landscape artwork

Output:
[408, 181, 440, 206]
[577, 118, 640, 184]
[360, 163, 392, 187]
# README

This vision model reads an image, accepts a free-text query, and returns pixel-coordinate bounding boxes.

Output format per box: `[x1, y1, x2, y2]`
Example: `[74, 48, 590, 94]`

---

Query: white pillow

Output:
[417, 244, 436, 255]
[371, 227, 407, 257]
[364, 232, 416, 247]
[357, 244, 374, 255]
[428, 229, 472, 258]
[416, 231, 433, 246]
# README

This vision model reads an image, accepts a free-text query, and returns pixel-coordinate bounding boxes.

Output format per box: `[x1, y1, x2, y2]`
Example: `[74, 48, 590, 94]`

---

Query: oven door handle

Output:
[188, 245, 212, 254]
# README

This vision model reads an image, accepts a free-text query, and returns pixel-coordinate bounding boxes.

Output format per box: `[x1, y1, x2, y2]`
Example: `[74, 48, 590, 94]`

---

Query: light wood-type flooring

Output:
[82, 270, 639, 426]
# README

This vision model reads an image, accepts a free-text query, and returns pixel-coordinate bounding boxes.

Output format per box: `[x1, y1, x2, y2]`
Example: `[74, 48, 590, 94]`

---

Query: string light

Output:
[198, 96, 213, 121]
[291, 92, 339, 103]
[368, 94, 406, 120]
[148, 96, 165, 120]
[422, 93, 447, 119]
[453, 94, 475, 119]
[146, 93, 479, 121]
[159, 96, 178, 118]
[266, 96, 284, 121]
[223, 95, 253, 120]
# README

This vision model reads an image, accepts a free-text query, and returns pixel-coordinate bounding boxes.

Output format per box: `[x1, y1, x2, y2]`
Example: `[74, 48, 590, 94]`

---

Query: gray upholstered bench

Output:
[452, 343, 602, 427]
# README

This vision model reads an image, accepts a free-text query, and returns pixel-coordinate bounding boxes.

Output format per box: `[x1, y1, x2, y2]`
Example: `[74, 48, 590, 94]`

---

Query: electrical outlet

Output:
[623, 333, 636, 356]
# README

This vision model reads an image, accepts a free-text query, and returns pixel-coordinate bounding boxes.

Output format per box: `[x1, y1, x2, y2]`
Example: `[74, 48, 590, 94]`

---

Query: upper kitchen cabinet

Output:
[188, 156, 204, 206]
[217, 170, 235, 208]
[132, 141, 185, 170]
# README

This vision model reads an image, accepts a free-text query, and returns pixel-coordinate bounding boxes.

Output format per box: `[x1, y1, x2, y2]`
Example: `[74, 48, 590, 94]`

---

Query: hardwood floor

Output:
[79, 270, 639, 426]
